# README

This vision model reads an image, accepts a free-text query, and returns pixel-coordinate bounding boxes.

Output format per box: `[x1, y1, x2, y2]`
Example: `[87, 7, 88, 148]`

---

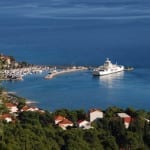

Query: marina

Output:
[0, 64, 89, 81]
[0, 66, 50, 80]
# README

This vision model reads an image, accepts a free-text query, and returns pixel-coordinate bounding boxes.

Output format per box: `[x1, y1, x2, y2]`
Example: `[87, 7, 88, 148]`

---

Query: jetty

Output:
[45, 66, 88, 79]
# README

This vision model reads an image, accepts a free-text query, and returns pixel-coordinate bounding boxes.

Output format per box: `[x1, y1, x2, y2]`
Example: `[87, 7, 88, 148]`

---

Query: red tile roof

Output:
[21, 105, 39, 111]
[59, 118, 73, 125]
[21, 105, 29, 111]
[5, 103, 16, 108]
[55, 115, 65, 121]
[124, 117, 132, 123]
[0, 114, 12, 119]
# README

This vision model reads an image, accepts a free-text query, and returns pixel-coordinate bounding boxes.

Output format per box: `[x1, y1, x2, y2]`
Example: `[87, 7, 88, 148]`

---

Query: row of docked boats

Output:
[1, 66, 50, 80]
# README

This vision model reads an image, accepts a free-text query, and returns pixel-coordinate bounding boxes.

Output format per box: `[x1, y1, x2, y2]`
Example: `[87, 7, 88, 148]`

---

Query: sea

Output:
[0, 0, 150, 111]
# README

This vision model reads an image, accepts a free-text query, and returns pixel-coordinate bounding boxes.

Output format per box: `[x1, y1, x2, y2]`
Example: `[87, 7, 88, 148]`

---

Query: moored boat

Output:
[93, 58, 124, 76]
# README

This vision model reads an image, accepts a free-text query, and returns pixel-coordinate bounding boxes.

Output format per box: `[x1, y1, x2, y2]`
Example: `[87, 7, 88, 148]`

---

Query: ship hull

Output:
[93, 67, 124, 76]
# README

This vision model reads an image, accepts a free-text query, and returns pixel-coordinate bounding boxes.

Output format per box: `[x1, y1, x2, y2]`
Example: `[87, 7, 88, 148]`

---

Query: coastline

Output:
[4, 91, 38, 105]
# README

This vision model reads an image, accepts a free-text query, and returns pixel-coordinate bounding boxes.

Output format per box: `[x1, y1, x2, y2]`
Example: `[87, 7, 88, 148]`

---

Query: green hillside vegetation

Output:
[0, 87, 149, 150]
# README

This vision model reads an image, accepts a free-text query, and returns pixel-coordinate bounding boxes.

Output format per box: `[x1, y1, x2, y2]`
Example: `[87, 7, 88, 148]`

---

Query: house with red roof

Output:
[54, 115, 73, 130]
[0, 114, 12, 123]
[5, 103, 18, 114]
[54, 115, 65, 125]
[89, 108, 103, 122]
[20, 105, 29, 112]
[117, 113, 132, 129]
[21, 105, 39, 112]
[58, 118, 73, 130]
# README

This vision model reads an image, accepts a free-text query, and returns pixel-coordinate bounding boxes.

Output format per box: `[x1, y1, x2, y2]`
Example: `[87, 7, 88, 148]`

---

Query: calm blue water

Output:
[1, 0, 150, 110]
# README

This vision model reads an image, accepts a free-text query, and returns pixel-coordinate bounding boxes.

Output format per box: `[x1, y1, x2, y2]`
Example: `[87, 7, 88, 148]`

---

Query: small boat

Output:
[124, 66, 134, 71]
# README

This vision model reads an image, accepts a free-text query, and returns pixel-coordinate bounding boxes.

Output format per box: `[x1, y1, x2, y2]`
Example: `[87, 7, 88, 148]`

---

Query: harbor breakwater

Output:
[45, 66, 88, 79]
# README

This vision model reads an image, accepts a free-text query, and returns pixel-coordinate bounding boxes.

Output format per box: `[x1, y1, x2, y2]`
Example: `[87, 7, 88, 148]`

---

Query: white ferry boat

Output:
[93, 58, 124, 76]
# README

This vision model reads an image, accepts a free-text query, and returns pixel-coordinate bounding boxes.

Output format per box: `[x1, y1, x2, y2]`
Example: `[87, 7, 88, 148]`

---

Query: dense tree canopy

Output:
[0, 107, 149, 150]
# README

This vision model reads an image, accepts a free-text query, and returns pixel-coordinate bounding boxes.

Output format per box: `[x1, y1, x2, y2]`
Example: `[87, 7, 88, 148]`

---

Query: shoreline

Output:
[5, 91, 39, 105]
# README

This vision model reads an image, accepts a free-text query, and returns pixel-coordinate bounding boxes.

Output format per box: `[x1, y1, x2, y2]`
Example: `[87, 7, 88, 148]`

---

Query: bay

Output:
[1, 0, 150, 110]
